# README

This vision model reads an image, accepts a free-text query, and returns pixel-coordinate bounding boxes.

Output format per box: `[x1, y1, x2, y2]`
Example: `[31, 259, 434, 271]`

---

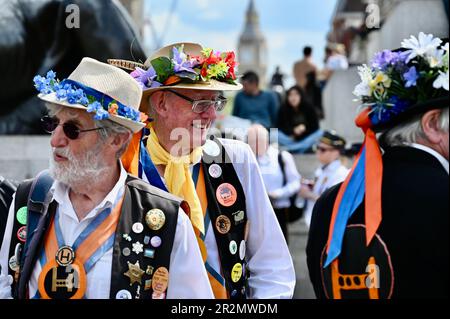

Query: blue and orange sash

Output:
[36, 196, 124, 299]
[325, 109, 383, 267]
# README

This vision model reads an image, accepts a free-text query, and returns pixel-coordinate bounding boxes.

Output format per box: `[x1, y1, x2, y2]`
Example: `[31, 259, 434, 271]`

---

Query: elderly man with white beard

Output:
[0, 58, 213, 299]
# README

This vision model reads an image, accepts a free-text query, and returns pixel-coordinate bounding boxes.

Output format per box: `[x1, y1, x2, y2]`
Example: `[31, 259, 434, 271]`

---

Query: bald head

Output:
[247, 124, 269, 156]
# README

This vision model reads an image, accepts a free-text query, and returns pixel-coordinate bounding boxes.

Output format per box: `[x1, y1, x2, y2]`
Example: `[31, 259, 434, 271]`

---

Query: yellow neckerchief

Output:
[146, 126, 205, 234]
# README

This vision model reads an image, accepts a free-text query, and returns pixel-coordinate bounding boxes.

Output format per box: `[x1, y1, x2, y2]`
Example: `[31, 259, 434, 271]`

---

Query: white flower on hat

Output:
[401, 32, 442, 63]
[353, 64, 373, 97]
[433, 70, 449, 91]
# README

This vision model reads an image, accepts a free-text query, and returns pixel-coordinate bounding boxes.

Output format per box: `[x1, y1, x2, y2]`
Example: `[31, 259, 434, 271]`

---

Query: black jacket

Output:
[277, 103, 319, 141]
[307, 146, 449, 298]
[0, 177, 18, 249]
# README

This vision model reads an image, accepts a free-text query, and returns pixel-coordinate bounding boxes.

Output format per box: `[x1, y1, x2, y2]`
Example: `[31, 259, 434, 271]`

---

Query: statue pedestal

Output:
[0, 136, 51, 181]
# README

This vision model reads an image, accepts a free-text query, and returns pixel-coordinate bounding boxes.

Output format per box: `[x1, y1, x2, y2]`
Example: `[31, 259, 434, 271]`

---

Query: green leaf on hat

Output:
[151, 57, 173, 83]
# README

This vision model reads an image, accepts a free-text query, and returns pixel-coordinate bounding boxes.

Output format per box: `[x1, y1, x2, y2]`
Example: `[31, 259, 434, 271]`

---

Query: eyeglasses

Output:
[313, 144, 335, 153]
[41, 116, 104, 140]
[165, 89, 227, 113]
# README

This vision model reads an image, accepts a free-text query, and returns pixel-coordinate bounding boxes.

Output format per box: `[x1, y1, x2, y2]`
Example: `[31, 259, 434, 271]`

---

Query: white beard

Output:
[49, 141, 110, 190]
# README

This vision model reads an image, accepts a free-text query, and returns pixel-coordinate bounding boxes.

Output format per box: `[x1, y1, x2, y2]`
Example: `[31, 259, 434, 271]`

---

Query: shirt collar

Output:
[322, 159, 341, 172]
[409, 143, 449, 174]
[51, 161, 128, 221]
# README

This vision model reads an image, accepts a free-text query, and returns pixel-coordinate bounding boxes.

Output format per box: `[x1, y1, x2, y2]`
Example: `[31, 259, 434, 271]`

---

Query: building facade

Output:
[237, 0, 268, 87]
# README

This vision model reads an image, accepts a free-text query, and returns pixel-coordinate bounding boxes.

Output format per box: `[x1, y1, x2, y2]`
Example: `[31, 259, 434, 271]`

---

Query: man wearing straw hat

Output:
[114, 42, 295, 299]
[307, 33, 449, 298]
[0, 57, 213, 299]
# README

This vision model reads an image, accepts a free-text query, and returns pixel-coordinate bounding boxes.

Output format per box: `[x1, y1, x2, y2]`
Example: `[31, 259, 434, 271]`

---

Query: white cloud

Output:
[195, 0, 209, 9]
[145, 13, 239, 52]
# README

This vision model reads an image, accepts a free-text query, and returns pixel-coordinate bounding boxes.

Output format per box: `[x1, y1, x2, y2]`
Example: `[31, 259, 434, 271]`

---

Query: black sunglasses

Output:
[41, 116, 104, 140]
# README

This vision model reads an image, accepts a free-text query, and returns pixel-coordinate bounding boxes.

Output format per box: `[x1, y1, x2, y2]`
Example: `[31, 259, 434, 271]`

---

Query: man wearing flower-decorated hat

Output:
[307, 33, 449, 298]
[114, 43, 295, 299]
[0, 58, 213, 299]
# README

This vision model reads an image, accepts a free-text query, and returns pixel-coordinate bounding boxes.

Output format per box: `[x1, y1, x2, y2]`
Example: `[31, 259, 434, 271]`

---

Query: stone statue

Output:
[0, 0, 146, 134]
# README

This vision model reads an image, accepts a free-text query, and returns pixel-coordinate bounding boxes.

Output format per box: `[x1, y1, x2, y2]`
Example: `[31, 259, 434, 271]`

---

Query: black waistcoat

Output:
[201, 138, 249, 299]
[7, 175, 182, 299]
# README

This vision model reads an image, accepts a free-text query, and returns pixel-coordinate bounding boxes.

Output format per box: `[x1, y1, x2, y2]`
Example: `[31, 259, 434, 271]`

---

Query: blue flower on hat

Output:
[33, 75, 52, 94]
[172, 46, 197, 74]
[34, 70, 148, 125]
[403, 66, 419, 88]
[93, 108, 110, 121]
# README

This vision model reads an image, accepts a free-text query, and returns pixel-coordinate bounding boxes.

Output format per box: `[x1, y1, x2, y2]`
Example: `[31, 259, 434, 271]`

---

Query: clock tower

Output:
[238, 0, 268, 86]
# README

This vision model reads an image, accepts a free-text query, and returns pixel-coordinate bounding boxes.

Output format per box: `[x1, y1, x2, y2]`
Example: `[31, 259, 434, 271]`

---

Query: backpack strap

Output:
[7, 170, 54, 298]
[278, 150, 287, 186]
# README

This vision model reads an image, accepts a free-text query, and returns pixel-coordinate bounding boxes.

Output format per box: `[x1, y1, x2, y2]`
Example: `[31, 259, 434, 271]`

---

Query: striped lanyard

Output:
[35, 194, 124, 299]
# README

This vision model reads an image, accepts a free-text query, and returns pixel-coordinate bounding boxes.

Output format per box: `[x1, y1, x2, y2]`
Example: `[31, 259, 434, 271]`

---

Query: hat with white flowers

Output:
[353, 32, 449, 132]
[33, 57, 149, 133]
[323, 33, 449, 269]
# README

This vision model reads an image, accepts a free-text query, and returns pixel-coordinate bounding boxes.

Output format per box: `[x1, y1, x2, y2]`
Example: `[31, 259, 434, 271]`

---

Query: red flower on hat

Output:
[224, 51, 237, 80]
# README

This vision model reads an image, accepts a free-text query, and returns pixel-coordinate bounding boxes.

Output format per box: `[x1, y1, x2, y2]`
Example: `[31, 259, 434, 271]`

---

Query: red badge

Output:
[17, 226, 27, 242]
[216, 183, 237, 207]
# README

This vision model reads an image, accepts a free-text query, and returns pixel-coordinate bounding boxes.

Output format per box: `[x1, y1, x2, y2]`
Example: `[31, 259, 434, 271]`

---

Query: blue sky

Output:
[143, 0, 338, 87]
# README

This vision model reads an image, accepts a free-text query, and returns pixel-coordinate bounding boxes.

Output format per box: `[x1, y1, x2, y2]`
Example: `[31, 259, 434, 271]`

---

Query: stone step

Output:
[0, 136, 335, 182]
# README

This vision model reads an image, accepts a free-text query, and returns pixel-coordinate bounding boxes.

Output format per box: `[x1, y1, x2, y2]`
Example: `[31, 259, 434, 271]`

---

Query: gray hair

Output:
[46, 103, 132, 158]
[383, 107, 449, 146]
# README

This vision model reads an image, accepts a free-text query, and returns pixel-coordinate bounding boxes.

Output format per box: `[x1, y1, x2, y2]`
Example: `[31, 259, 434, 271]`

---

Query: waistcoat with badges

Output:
[7, 174, 183, 299]
[200, 138, 249, 299]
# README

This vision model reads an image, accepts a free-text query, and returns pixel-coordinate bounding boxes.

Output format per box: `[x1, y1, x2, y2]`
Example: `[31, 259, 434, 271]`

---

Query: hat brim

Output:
[38, 93, 145, 133]
[373, 95, 449, 132]
[139, 79, 243, 113]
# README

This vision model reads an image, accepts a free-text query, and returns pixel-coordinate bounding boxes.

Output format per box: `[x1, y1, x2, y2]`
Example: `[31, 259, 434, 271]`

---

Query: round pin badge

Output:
[150, 236, 162, 248]
[215, 215, 231, 235]
[55, 246, 75, 266]
[132, 222, 144, 234]
[152, 267, 169, 293]
[231, 263, 243, 283]
[152, 291, 166, 299]
[145, 209, 166, 231]
[116, 289, 132, 299]
[208, 164, 222, 178]
[16, 206, 27, 225]
[122, 247, 131, 257]
[203, 139, 221, 157]
[17, 226, 27, 243]
[239, 240, 246, 260]
[9, 255, 19, 272]
[229, 240, 238, 255]
[216, 183, 237, 207]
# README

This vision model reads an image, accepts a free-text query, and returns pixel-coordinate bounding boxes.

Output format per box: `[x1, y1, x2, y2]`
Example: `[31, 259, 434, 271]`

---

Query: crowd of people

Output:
[0, 32, 448, 299]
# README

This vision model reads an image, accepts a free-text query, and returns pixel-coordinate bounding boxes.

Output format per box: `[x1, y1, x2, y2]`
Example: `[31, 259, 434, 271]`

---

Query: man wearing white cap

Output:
[114, 43, 296, 299]
[0, 58, 213, 299]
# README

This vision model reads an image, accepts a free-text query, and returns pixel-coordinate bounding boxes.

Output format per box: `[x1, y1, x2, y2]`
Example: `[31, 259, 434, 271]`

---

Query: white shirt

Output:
[409, 143, 449, 174]
[0, 164, 213, 299]
[326, 54, 349, 70]
[304, 159, 349, 228]
[143, 139, 296, 298]
[257, 146, 301, 209]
